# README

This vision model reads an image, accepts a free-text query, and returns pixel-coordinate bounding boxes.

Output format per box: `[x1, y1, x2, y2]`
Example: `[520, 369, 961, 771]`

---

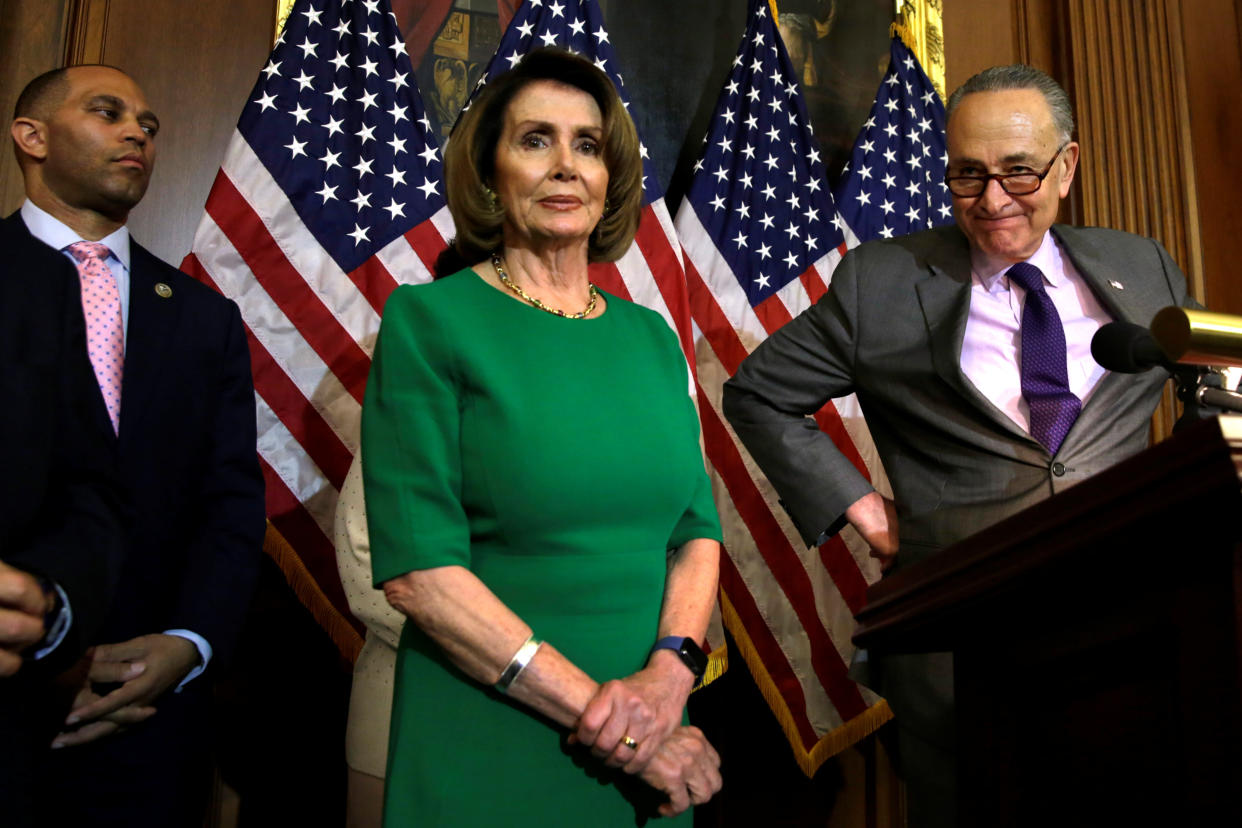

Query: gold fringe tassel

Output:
[890, 1, 948, 103]
[720, 590, 893, 777]
[694, 640, 730, 693]
[890, 20, 919, 56]
[263, 522, 364, 664]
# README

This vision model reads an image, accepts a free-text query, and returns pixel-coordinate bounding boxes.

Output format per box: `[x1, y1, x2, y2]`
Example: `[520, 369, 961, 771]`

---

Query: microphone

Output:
[1150, 307, 1242, 368]
[1092, 312, 1242, 427]
[1090, 321, 1172, 373]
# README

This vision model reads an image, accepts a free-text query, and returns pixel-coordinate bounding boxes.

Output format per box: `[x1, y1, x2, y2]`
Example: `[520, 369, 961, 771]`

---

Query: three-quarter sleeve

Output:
[362, 285, 471, 585]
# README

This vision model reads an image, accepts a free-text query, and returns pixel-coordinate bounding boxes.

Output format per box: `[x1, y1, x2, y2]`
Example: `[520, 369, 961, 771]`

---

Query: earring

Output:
[484, 186, 500, 207]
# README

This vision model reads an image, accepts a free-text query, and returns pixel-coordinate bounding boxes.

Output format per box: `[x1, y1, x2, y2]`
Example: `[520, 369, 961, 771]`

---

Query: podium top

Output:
[853, 415, 1242, 652]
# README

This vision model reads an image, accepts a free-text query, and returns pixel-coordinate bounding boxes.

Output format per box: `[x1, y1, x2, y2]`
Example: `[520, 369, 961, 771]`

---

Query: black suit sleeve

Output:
[166, 298, 265, 668]
[1, 243, 126, 671]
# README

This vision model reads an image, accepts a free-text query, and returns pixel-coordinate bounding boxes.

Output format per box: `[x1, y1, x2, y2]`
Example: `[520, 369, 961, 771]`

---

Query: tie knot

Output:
[66, 241, 111, 264]
[1007, 261, 1046, 294]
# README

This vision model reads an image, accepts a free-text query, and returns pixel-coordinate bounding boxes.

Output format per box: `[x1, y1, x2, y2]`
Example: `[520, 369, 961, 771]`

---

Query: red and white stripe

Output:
[182, 130, 451, 634]
[676, 201, 891, 764]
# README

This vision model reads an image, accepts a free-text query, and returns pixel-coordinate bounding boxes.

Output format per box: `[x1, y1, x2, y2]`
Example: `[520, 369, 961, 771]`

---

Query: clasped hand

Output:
[573, 653, 721, 816]
[52, 633, 199, 748]
[0, 560, 54, 677]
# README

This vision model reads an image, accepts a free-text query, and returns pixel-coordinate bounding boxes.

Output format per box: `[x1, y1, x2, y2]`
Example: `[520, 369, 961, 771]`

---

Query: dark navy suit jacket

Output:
[0, 213, 126, 826]
[5, 211, 266, 825]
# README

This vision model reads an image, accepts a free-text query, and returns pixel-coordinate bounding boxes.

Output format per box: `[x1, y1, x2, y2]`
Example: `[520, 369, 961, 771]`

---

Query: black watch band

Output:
[650, 636, 707, 680]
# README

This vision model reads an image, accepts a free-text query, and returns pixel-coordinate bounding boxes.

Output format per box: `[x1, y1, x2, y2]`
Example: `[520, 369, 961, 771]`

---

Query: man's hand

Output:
[846, 492, 899, 570]
[0, 560, 53, 677]
[574, 650, 697, 773]
[51, 633, 199, 747]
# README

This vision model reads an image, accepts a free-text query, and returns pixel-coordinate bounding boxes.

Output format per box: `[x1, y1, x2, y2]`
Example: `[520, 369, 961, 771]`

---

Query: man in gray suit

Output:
[723, 65, 1196, 826]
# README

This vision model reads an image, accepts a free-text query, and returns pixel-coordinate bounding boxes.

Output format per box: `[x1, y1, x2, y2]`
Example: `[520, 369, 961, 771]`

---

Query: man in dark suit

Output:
[0, 217, 126, 827]
[8, 64, 266, 826]
[723, 65, 1196, 826]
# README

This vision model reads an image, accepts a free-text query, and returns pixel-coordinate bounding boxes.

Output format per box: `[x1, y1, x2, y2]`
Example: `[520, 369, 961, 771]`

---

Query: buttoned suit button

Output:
[1051, 461, 1066, 477]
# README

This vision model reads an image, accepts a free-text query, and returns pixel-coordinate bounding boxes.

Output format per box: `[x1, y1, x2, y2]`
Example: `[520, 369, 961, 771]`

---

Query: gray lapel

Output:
[1050, 224, 1169, 446]
[1051, 224, 1154, 324]
[914, 236, 1036, 444]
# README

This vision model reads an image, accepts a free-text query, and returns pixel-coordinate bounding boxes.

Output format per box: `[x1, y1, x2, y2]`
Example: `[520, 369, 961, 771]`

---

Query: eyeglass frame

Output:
[944, 141, 1071, 198]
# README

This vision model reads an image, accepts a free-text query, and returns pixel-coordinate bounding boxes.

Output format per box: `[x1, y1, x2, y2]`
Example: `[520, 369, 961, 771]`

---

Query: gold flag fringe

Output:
[695, 640, 730, 693]
[890, 20, 919, 56]
[720, 590, 893, 777]
[263, 521, 364, 664]
[890, 1, 947, 103]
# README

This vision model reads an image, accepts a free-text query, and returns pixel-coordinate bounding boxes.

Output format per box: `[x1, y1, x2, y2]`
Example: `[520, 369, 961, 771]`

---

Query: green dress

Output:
[362, 269, 721, 827]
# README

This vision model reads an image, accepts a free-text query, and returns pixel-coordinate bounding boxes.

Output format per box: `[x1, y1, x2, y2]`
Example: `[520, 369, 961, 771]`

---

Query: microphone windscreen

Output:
[1091, 322, 1167, 373]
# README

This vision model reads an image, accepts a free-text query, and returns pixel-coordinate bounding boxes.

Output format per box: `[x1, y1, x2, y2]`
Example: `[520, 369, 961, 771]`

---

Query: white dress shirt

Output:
[960, 231, 1113, 435]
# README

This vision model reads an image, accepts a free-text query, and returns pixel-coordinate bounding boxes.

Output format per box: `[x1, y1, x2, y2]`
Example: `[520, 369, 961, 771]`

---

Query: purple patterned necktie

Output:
[1007, 261, 1080, 454]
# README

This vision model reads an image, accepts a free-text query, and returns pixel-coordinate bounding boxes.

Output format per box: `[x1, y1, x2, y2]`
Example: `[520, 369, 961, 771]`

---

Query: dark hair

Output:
[441, 48, 643, 267]
[13, 67, 73, 121]
[946, 64, 1075, 143]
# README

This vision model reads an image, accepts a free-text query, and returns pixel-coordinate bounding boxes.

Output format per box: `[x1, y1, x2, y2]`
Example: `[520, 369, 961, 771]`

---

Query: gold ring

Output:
[622, 735, 639, 750]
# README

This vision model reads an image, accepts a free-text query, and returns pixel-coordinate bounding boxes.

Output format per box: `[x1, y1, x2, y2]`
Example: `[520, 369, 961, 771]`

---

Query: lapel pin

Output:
[1108, 279, 1124, 290]
[155, 282, 172, 298]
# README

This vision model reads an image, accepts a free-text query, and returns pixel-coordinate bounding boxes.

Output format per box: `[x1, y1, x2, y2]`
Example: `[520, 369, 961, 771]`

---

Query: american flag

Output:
[181, 0, 452, 657]
[676, 0, 895, 773]
[833, 35, 953, 243]
[466, 0, 696, 369]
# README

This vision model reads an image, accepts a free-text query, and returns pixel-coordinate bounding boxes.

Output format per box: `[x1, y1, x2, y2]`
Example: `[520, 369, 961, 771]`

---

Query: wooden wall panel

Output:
[1066, 0, 1201, 296]
[1180, 0, 1242, 313]
[0, 0, 72, 212]
[84, 0, 278, 265]
[942, 0, 1018, 94]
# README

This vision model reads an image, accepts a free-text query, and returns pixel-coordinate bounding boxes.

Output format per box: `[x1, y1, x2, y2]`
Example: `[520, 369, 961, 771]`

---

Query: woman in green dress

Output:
[362, 49, 723, 826]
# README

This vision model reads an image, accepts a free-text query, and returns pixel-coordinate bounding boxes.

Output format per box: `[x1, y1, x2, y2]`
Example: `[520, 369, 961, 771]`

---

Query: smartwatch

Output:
[649, 636, 708, 681]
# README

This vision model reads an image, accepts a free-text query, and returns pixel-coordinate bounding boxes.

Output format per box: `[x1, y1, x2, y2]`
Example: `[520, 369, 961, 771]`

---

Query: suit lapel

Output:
[119, 244, 177, 446]
[6, 213, 118, 440]
[915, 235, 1035, 442]
[1050, 224, 1167, 429]
[1052, 224, 1151, 323]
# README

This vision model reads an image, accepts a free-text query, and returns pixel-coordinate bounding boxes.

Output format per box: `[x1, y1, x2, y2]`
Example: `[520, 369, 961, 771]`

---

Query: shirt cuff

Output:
[813, 512, 851, 547]
[163, 629, 212, 691]
[31, 583, 72, 660]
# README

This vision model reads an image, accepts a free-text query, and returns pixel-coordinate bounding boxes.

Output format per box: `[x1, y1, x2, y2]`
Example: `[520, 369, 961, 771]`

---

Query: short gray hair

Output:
[945, 64, 1074, 143]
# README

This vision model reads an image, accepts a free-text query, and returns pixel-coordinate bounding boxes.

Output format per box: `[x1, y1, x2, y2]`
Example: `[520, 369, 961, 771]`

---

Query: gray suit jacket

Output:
[723, 223, 1196, 560]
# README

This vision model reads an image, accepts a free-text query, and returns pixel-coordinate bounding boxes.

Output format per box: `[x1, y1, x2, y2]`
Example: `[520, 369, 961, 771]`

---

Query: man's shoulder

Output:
[844, 224, 969, 279]
[129, 239, 239, 314]
[0, 213, 79, 300]
[0, 211, 55, 259]
[853, 223, 965, 257]
[1051, 223, 1162, 253]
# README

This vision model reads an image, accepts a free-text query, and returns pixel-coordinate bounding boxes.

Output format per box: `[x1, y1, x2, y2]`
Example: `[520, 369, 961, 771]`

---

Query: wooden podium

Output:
[853, 416, 1242, 827]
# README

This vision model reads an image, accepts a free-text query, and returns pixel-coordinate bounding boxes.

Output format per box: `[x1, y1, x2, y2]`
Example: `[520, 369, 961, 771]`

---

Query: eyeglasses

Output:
[944, 142, 1069, 198]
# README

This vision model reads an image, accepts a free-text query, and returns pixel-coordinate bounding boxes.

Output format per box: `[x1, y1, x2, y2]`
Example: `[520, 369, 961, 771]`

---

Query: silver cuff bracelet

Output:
[495, 634, 542, 694]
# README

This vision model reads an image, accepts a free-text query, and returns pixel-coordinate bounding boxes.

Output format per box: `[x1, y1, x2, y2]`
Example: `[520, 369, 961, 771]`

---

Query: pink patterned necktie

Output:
[67, 241, 123, 434]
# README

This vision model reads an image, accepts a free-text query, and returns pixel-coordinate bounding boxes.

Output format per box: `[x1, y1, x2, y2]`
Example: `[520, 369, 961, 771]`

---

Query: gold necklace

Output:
[491, 253, 598, 319]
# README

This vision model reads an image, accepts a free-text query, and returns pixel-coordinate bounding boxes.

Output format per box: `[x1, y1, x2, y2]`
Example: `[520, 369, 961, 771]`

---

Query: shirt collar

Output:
[975, 231, 1064, 294]
[21, 199, 131, 272]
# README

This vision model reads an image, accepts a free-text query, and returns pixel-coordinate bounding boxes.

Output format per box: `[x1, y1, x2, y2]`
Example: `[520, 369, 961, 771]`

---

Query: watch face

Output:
[678, 639, 708, 677]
